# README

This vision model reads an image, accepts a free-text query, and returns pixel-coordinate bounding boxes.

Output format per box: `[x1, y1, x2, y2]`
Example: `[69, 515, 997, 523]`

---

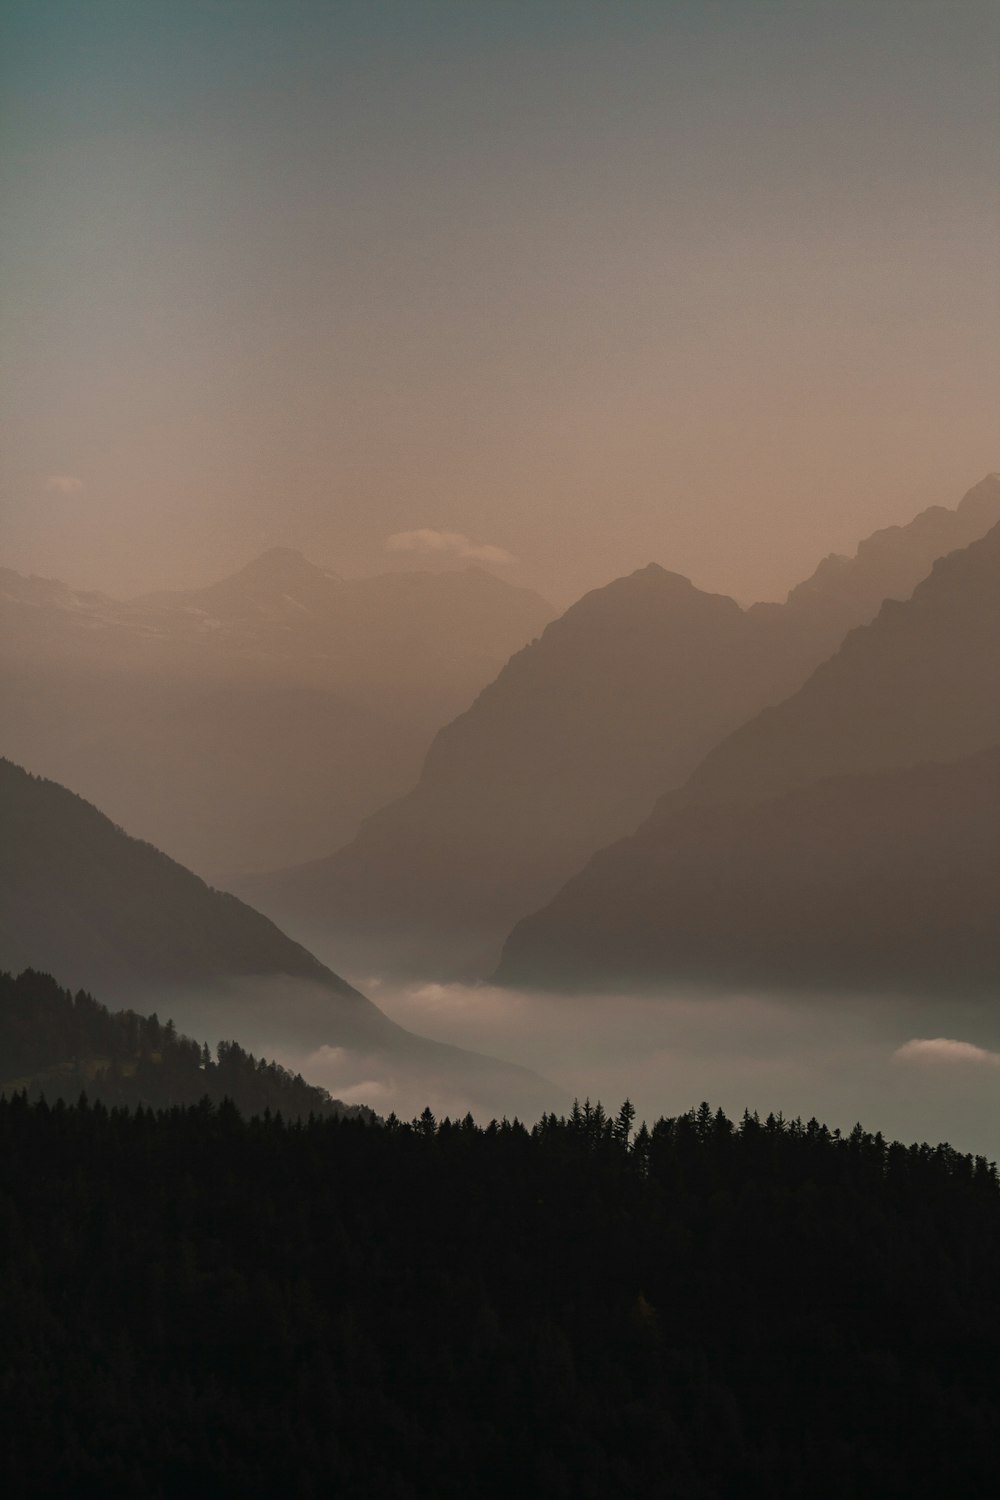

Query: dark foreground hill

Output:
[0, 760, 557, 1120]
[497, 521, 1000, 992]
[2, 1095, 999, 1499]
[0, 969, 372, 1120]
[244, 476, 1000, 980]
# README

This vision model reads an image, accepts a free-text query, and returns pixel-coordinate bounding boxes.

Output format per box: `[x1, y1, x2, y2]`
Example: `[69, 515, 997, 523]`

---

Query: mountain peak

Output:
[778, 473, 1000, 622]
[957, 471, 1000, 525]
[233, 547, 340, 586]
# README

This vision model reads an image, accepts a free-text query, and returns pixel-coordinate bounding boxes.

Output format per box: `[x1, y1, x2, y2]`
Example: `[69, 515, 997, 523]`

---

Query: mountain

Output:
[0, 968, 373, 1120]
[495, 522, 1000, 992]
[134, 549, 553, 702]
[0, 552, 553, 874]
[138, 545, 346, 623]
[242, 477, 1000, 980]
[495, 749, 1000, 993]
[754, 471, 1000, 646]
[0, 759, 557, 1119]
[240, 565, 813, 977]
[681, 513, 1000, 808]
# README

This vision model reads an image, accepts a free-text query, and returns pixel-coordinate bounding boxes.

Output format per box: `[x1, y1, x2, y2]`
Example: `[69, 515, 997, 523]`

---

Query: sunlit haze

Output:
[2, 0, 997, 604]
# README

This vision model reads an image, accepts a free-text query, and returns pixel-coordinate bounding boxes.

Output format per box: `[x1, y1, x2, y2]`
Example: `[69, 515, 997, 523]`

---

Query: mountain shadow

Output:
[496, 521, 1000, 992]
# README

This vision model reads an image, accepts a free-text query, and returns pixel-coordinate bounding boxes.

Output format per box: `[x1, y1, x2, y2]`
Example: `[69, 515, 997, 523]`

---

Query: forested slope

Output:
[2, 1096, 998, 1498]
[0, 969, 370, 1120]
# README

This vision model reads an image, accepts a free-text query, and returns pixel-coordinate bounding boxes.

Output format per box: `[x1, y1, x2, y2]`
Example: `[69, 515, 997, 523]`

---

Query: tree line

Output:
[1, 1087, 998, 1498]
[0, 968, 368, 1121]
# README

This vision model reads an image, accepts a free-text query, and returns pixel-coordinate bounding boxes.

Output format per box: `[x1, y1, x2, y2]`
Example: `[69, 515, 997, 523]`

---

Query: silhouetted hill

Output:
[496, 749, 1000, 992]
[496, 522, 1000, 991]
[0, 968, 372, 1119]
[0, 757, 356, 998]
[5, 1095, 1000, 1497]
[244, 478, 1000, 979]
[0, 760, 558, 1119]
[0, 554, 553, 873]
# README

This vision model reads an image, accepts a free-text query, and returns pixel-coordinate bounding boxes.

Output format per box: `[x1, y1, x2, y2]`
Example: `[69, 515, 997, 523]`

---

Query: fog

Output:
[284, 976, 1000, 1159]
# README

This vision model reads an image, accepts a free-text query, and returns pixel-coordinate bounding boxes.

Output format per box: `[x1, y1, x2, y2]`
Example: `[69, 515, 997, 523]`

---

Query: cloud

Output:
[302, 1045, 398, 1104]
[45, 474, 84, 496]
[893, 1037, 1000, 1067]
[385, 528, 515, 565]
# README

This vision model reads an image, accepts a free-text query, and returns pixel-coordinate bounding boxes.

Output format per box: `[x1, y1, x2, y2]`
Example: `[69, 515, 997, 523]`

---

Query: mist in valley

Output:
[257, 954, 1000, 1157]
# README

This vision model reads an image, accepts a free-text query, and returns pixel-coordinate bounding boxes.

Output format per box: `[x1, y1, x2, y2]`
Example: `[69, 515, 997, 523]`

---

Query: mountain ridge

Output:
[495, 747, 1000, 993]
[0, 758, 559, 1118]
[242, 477, 1000, 980]
[0, 551, 555, 874]
[495, 520, 1000, 991]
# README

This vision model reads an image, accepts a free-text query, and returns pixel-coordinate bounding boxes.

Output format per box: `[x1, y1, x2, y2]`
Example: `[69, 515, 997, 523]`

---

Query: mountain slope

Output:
[496, 522, 1000, 991]
[496, 749, 1000, 993]
[0, 968, 372, 1120]
[683, 514, 1000, 808]
[749, 470, 1000, 662]
[241, 565, 809, 977]
[243, 477, 1000, 980]
[0, 760, 557, 1118]
[0, 553, 553, 874]
[0, 757, 358, 1000]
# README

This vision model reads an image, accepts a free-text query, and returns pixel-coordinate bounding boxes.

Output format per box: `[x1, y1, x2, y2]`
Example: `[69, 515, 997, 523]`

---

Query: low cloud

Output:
[302, 1045, 397, 1105]
[893, 1037, 1000, 1068]
[45, 474, 84, 496]
[386, 528, 515, 565]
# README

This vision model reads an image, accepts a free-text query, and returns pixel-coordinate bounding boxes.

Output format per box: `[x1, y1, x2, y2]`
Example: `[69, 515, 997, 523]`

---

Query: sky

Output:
[1, 0, 997, 605]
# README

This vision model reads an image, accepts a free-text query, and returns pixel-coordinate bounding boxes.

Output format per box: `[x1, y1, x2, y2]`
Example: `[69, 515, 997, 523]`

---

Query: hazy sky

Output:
[2, 0, 997, 604]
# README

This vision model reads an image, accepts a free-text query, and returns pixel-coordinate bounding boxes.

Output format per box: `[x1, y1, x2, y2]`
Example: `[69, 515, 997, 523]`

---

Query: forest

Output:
[2, 1087, 998, 1498]
[0, 969, 366, 1121]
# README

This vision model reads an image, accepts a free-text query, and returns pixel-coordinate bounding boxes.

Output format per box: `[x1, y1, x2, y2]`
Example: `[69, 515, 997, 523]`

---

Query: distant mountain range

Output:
[0, 759, 557, 1119]
[0, 551, 553, 875]
[496, 519, 1000, 992]
[242, 475, 1000, 979]
[748, 470, 1000, 663]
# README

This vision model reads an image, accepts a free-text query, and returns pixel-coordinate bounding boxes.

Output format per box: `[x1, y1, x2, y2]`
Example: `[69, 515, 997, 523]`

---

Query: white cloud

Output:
[45, 474, 84, 496]
[893, 1037, 1000, 1067]
[385, 528, 515, 565]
